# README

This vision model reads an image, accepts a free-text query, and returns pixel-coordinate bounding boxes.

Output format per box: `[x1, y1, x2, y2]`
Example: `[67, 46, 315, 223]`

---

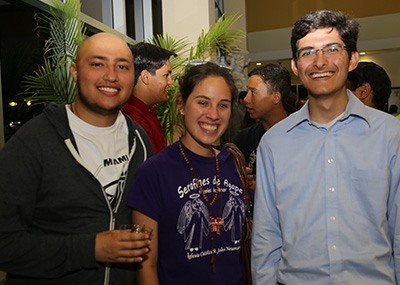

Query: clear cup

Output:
[119, 224, 153, 239]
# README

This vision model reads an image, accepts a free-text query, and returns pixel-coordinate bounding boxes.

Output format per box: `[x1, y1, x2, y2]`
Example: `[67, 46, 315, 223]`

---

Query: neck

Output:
[261, 107, 287, 131]
[70, 102, 118, 127]
[308, 91, 348, 124]
[179, 136, 215, 157]
[133, 85, 153, 107]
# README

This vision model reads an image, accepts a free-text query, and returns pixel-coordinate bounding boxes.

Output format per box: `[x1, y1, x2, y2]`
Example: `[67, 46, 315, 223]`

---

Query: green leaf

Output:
[150, 14, 245, 144]
[19, 0, 85, 105]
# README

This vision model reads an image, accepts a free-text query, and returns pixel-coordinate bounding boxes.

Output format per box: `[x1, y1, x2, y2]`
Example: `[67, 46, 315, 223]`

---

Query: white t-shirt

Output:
[66, 105, 129, 206]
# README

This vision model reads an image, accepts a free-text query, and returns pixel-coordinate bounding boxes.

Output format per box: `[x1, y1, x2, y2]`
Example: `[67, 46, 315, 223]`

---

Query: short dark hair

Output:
[131, 42, 177, 85]
[347, 61, 392, 111]
[248, 64, 294, 114]
[291, 10, 359, 61]
[179, 62, 238, 104]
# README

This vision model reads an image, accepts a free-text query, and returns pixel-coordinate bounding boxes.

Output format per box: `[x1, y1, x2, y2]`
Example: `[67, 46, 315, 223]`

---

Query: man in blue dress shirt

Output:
[251, 10, 400, 285]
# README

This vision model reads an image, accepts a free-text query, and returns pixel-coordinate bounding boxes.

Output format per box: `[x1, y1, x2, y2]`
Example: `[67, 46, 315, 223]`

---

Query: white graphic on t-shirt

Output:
[103, 169, 127, 208]
[222, 192, 245, 244]
[177, 187, 246, 256]
[177, 194, 210, 251]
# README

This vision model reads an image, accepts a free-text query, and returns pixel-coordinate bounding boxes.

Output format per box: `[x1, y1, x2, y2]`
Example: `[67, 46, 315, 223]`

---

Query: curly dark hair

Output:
[291, 10, 359, 61]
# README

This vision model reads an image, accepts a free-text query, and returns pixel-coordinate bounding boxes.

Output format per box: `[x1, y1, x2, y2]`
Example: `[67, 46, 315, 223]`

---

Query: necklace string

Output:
[178, 140, 220, 206]
[178, 139, 222, 273]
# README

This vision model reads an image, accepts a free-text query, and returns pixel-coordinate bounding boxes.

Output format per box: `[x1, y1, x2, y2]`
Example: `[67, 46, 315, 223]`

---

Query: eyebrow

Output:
[297, 42, 342, 52]
[90, 55, 131, 63]
[194, 95, 231, 102]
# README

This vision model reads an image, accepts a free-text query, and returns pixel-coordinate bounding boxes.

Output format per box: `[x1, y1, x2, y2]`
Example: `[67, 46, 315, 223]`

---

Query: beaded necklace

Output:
[178, 139, 223, 272]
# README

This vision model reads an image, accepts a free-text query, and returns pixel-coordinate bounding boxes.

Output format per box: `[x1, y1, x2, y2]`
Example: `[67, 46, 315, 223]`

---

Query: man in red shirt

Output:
[123, 43, 176, 153]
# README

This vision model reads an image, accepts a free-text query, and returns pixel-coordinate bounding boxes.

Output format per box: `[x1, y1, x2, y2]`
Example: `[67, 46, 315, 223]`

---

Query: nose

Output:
[243, 91, 251, 106]
[103, 66, 118, 82]
[206, 105, 219, 120]
[167, 74, 173, 85]
[314, 51, 328, 68]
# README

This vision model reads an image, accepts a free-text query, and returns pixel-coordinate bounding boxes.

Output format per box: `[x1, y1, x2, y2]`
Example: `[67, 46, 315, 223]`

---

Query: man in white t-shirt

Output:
[0, 33, 154, 284]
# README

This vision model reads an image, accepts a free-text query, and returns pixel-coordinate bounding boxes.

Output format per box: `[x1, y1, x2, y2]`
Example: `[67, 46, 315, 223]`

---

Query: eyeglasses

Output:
[296, 44, 347, 62]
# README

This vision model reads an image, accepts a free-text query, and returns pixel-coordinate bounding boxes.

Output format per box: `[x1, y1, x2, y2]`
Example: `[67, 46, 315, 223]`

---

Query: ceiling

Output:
[245, 10, 400, 86]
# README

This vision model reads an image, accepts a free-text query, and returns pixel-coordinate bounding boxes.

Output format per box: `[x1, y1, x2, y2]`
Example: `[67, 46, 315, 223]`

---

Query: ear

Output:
[273, 91, 282, 104]
[348, 51, 360, 72]
[140, 70, 151, 85]
[291, 59, 299, 77]
[70, 64, 78, 82]
[355, 82, 371, 100]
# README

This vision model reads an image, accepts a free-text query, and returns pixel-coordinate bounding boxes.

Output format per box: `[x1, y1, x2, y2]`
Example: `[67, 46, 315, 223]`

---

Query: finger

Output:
[116, 247, 150, 263]
[118, 231, 151, 241]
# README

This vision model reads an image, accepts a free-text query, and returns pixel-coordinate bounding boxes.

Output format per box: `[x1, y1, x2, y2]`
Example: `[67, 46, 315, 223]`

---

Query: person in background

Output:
[252, 10, 400, 285]
[389, 104, 398, 116]
[232, 63, 295, 191]
[296, 98, 307, 110]
[127, 62, 249, 285]
[0, 33, 154, 284]
[238, 90, 257, 129]
[347, 61, 392, 112]
[122, 42, 177, 153]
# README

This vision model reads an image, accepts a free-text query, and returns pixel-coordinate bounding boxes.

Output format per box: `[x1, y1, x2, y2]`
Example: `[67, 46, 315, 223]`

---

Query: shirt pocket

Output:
[349, 168, 388, 224]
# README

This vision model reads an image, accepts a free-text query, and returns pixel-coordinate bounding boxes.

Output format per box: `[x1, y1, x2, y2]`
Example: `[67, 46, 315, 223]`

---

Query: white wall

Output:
[162, 0, 214, 49]
[224, 1, 247, 51]
[360, 50, 400, 87]
[247, 12, 400, 87]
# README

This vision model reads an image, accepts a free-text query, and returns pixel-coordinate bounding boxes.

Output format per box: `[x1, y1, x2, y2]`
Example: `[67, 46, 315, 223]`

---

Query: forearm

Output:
[137, 264, 159, 285]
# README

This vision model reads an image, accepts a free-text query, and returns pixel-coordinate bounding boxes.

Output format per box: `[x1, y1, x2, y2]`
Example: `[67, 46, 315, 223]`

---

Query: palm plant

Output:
[190, 14, 245, 61]
[149, 14, 245, 144]
[20, 0, 85, 105]
[19, 2, 244, 145]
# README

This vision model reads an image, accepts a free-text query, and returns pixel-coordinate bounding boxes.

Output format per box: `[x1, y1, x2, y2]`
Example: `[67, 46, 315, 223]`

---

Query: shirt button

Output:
[332, 274, 339, 281]
[328, 187, 335, 192]
[331, 245, 337, 251]
[328, 158, 334, 163]
[330, 216, 336, 221]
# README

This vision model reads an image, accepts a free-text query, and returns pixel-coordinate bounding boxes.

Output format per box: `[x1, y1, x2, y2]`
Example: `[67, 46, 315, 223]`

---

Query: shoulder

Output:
[141, 142, 179, 165]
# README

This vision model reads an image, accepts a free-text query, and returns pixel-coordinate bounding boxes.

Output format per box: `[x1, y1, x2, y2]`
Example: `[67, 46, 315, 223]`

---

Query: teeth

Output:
[310, 72, 332, 78]
[99, 87, 118, 92]
[201, 123, 217, 131]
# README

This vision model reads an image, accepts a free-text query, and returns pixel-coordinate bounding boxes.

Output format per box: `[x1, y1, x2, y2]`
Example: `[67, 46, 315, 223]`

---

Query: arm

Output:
[388, 137, 400, 284]
[0, 134, 97, 278]
[132, 210, 159, 285]
[245, 166, 256, 192]
[251, 142, 282, 284]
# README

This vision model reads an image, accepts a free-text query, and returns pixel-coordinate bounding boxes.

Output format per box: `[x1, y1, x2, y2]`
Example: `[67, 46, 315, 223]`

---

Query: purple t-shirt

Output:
[127, 141, 246, 285]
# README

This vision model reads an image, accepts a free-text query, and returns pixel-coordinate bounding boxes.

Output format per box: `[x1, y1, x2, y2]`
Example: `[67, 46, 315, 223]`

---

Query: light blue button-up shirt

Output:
[252, 91, 400, 285]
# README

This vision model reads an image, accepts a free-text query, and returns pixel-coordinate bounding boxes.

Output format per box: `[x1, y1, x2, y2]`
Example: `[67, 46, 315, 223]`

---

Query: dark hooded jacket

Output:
[0, 104, 153, 284]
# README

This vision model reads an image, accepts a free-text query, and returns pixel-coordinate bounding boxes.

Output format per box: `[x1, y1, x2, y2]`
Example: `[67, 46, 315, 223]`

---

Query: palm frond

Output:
[193, 14, 245, 59]
[151, 15, 245, 144]
[19, 0, 85, 105]
[148, 34, 190, 78]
